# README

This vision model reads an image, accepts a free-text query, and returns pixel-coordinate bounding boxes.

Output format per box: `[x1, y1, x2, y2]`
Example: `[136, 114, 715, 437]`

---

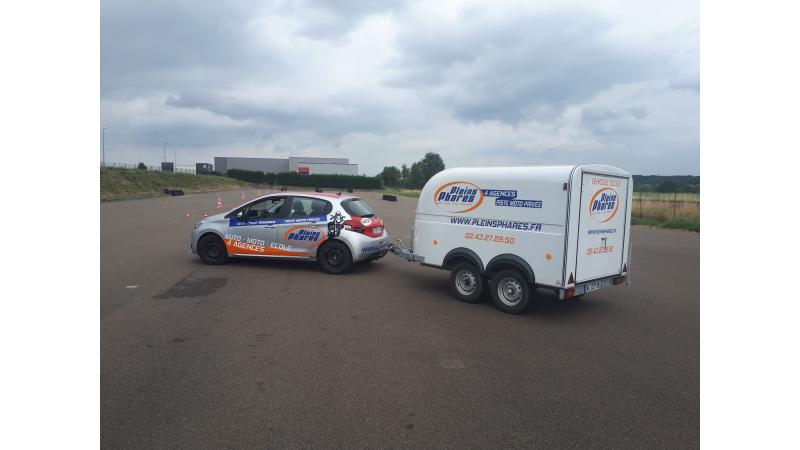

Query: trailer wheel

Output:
[449, 262, 484, 303]
[490, 269, 531, 314]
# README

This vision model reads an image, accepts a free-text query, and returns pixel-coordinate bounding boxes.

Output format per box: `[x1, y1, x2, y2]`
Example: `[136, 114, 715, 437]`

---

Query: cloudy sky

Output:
[101, 0, 698, 175]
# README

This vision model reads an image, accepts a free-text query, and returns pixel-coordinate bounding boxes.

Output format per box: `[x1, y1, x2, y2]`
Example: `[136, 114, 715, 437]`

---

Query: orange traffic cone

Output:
[185, 212, 191, 218]
[216, 197, 223, 209]
[203, 211, 208, 218]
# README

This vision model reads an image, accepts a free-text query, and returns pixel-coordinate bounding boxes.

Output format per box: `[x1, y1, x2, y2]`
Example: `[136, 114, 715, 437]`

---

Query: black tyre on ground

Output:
[198, 234, 228, 265]
[449, 262, 484, 303]
[318, 240, 354, 274]
[489, 269, 532, 314]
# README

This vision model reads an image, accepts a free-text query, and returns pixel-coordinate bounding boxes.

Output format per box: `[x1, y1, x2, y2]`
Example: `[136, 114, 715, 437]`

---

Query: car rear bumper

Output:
[345, 231, 390, 262]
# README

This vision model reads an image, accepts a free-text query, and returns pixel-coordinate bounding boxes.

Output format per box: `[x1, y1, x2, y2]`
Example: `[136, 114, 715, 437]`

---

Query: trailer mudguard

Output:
[485, 254, 536, 284]
[442, 247, 484, 272]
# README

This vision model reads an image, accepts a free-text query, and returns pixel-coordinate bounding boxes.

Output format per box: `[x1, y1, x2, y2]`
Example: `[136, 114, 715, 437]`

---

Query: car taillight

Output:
[344, 218, 384, 238]
[563, 288, 574, 299]
[613, 276, 626, 285]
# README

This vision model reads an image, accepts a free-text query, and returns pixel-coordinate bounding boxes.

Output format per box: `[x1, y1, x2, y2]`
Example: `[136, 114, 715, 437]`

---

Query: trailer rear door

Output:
[575, 172, 629, 282]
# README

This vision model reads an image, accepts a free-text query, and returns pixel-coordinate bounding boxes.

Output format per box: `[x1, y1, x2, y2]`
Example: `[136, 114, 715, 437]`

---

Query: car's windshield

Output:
[340, 199, 375, 217]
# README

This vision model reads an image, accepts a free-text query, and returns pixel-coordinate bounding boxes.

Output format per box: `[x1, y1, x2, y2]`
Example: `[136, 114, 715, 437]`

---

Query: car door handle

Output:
[264, 225, 276, 229]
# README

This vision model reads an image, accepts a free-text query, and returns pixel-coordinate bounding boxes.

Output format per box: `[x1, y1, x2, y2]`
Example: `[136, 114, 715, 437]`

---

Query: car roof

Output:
[261, 191, 359, 202]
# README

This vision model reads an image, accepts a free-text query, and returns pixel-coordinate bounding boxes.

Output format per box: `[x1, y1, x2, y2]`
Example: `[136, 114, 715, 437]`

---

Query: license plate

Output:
[584, 281, 602, 292]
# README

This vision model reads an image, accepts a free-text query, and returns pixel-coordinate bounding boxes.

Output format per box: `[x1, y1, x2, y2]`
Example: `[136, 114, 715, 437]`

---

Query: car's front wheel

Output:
[318, 240, 353, 274]
[198, 234, 228, 265]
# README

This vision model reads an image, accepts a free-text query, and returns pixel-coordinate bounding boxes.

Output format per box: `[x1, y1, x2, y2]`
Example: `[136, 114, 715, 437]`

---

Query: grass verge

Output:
[101, 168, 254, 201]
[383, 189, 421, 198]
[632, 216, 699, 232]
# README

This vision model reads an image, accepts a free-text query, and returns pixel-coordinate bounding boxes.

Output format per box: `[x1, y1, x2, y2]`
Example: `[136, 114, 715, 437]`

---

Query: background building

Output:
[214, 156, 357, 175]
[195, 162, 213, 174]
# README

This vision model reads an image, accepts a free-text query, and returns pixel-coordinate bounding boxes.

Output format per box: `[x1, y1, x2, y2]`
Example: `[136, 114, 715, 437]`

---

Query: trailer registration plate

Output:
[584, 281, 602, 292]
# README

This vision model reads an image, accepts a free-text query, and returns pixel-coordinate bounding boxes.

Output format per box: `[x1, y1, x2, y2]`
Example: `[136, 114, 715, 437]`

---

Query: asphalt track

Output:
[101, 189, 699, 449]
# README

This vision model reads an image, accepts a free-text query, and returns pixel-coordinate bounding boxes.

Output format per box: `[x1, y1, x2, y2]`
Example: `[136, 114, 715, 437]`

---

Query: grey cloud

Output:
[628, 106, 649, 120]
[387, 10, 668, 124]
[581, 105, 649, 123]
[101, 0, 280, 98]
[580, 105, 652, 136]
[164, 90, 400, 138]
[288, 0, 407, 39]
[101, 0, 698, 175]
[669, 76, 700, 93]
[581, 106, 621, 122]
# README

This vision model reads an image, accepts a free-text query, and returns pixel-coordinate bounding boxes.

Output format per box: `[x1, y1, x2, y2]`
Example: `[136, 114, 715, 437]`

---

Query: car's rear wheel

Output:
[449, 262, 484, 303]
[198, 234, 228, 265]
[318, 240, 353, 274]
[490, 269, 531, 314]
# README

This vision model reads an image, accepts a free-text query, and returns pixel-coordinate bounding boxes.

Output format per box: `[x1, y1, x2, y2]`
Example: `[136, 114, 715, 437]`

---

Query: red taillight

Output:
[344, 219, 364, 232]
[563, 288, 574, 299]
[344, 217, 384, 238]
[613, 276, 625, 285]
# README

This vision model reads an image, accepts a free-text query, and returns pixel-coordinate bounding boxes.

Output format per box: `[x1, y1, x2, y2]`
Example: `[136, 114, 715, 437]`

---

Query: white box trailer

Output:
[392, 164, 632, 314]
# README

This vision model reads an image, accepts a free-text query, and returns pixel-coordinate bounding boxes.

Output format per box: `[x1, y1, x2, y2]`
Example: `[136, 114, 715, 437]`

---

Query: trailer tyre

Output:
[449, 262, 484, 303]
[490, 269, 531, 314]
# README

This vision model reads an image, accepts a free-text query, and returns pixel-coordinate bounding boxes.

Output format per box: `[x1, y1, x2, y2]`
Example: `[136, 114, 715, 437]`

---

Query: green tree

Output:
[656, 180, 677, 193]
[401, 164, 409, 185]
[407, 161, 426, 189]
[137, 162, 147, 170]
[420, 152, 445, 182]
[379, 166, 401, 187]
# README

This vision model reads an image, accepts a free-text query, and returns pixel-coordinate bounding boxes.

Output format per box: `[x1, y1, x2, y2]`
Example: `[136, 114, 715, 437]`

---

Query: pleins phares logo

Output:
[434, 181, 484, 213]
[589, 188, 619, 223]
[284, 225, 326, 248]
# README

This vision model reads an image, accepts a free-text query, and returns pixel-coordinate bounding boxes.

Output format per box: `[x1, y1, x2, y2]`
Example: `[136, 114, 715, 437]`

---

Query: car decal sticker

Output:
[223, 233, 307, 257]
[283, 225, 327, 248]
[228, 215, 327, 227]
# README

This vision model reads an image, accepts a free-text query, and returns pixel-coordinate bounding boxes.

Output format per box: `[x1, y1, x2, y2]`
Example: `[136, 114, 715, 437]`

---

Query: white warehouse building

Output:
[214, 156, 358, 176]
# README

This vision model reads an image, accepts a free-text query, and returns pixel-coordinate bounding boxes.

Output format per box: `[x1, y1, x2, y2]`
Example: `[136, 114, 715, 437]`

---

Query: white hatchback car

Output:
[191, 192, 389, 273]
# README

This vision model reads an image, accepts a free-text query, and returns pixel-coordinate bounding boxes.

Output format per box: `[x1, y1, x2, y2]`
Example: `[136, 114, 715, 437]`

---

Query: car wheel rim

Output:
[327, 248, 343, 266]
[455, 269, 477, 296]
[207, 240, 222, 258]
[497, 277, 523, 306]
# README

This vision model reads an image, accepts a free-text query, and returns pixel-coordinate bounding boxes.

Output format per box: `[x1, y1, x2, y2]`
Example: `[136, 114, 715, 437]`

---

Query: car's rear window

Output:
[340, 199, 376, 217]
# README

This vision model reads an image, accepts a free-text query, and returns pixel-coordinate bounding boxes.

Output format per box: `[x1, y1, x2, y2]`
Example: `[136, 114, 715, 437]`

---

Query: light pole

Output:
[102, 127, 106, 167]
[163, 142, 167, 163]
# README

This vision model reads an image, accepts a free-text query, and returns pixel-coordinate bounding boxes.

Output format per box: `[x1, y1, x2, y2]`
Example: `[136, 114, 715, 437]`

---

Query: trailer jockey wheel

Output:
[449, 262, 484, 303]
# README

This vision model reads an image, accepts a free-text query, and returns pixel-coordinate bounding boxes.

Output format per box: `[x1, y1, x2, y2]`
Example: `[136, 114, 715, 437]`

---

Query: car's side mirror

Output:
[236, 210, 244, 220]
